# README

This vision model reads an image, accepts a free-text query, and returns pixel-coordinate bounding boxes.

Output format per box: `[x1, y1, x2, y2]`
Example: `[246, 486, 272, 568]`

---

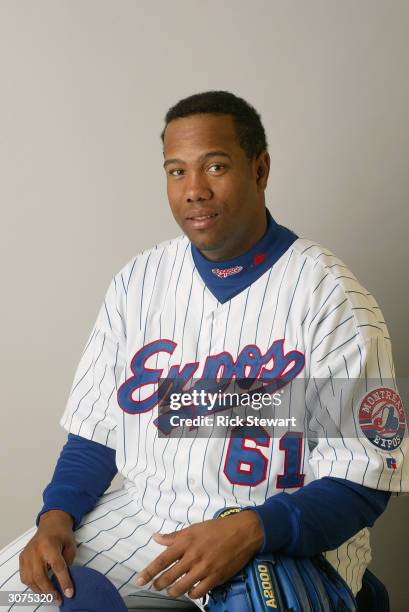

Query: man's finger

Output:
[188, 576, 217, 600]
[136, 547, 182, 586]
[47, 552, 74, 598]
[166, 567, 205, 599]
[152, 531, 178, 545]
[61, 540, 77, 566]
[30, 562, 62, 604]
[33, 563, 55, 593]
[152, 559, 190, 592]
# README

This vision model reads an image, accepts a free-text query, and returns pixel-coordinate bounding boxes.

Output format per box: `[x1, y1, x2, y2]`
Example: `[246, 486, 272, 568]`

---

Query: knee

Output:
[51, 565, 127, 610]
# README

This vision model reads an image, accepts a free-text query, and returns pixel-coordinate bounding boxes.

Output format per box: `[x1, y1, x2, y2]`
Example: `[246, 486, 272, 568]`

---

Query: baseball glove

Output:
[206, 507, 357, 612]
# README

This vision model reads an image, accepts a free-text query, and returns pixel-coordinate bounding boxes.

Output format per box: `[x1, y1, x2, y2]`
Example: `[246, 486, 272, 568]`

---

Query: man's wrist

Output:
[237, 510, 264, 554]
[38, 509, 75, 529]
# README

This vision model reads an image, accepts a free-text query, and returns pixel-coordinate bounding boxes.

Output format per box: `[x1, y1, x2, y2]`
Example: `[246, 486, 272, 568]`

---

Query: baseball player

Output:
[0, 90, 407, 612]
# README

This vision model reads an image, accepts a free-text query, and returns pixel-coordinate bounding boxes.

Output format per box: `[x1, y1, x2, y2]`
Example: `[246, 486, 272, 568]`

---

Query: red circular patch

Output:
[359, 387, 406, 450]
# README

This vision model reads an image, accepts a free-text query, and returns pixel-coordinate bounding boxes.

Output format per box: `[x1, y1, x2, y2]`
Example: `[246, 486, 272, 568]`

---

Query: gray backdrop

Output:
[0, 1, 408, 609]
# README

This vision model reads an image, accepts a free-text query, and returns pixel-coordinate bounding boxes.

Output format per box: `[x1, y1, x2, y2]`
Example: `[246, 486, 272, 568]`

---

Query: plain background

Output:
[0, 1, 408, 609]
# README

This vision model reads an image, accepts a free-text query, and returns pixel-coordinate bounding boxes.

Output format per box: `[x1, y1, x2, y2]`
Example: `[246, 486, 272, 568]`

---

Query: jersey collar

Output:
[191, 207, 298, 303]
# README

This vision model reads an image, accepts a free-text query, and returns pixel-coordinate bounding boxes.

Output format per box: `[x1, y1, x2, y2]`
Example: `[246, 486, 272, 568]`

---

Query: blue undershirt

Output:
[37, 208, 391, 555]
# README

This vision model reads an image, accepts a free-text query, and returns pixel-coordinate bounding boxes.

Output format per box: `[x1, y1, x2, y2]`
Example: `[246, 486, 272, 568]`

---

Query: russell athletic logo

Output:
[386, 457, 397, 470]
[359, 387, 406, 450]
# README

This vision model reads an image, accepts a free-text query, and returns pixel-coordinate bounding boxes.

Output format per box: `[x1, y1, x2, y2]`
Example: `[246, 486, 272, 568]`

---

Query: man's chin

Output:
[189, 236, 225, 256]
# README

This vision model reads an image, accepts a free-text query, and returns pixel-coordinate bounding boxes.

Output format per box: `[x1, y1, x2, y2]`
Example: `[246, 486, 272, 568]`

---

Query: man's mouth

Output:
[186, 212, 218, 221]
[185, 211, 219, 229]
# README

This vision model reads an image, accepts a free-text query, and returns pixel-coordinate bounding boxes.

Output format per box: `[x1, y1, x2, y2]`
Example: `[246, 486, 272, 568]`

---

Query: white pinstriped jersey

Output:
[59, 232, 408, 596]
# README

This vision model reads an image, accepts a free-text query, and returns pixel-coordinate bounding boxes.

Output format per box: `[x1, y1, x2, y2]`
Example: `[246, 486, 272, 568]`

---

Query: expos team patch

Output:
[359, 387, 406, 450]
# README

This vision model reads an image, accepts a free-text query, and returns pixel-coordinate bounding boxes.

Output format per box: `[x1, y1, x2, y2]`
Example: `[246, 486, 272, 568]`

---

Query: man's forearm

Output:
[245, 476, 391, 556]
[37, 433, 118, 530]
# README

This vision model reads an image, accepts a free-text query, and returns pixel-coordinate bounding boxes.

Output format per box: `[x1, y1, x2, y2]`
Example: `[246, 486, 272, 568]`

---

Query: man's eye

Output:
[169, 169, 184, 176]
[208, 164, 225, 173]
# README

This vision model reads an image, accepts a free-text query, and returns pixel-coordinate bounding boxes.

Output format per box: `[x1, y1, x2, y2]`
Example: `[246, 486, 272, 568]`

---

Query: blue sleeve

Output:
[244, 477, 391, 556]
[36, 433, 118, 530]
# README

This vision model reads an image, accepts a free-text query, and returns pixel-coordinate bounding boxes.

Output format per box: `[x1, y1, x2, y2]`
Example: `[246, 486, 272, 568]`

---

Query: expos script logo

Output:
[117, 339, 305, 431]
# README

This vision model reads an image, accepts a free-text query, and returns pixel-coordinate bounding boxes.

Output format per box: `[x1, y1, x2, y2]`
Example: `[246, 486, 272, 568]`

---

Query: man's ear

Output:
[255, 151, 270, 190]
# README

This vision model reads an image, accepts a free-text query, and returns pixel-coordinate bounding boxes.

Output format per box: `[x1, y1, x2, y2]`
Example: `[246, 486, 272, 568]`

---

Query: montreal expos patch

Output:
[359, 387, 406, 451]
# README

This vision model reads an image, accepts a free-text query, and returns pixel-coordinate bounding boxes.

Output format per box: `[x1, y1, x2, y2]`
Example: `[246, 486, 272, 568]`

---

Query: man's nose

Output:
[185, 172, 213, 202]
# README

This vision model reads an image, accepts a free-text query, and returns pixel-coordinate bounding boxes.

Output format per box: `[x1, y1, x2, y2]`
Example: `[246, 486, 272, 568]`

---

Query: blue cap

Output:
[51, 565, 128, 611]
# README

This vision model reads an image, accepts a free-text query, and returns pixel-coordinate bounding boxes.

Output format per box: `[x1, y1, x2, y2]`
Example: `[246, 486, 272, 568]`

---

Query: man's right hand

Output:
[19, 510, 77, 607]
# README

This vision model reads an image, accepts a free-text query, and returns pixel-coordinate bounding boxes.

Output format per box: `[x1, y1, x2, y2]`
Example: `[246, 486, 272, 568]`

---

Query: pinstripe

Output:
[81, 326, 98, 357]
[91, 379, 116, 443]
[338, 388, 353, 479]
[344, 538, 353, 589]
[79, 499, 135, 531]
[316, 333, 359, 363]
[254, 267, 273, 345]
[312, 377, 338, 476]
[216, 302, 231, 509]
[78, 364, 108, 436]
[67, 329, 101, 398]
[168, 256, 195, 521]
[78, 508, 145, 549]
[185, 276, 205, 523]
[301, 306, 310, 328]
[314, 250, 332, 261]
[312, 273, 328, 293]
[83, 514, 157, 567]
[300, 244, 315, 254]
[351, 395, 370, 486]
[200, 307, 216, 521]
[357, 344, 362, 376]
[356, 323, 383, 332]
[268, 250, 293, 347]
[284, 258, 307, 337]
[315, 299, 348, 327]
[103, 300, 112, 330]
[139, 252, 153, 330]
[66, 332, 107, 431]
[113, 276, 126, 339]
[308, 284, 341, 331]
[311, 316, 354, 354]
[334, 275, 357, 282]
[343, 355, 349, 379]
[376, 336, 383, 385]
[234, 286, 252, 504]
[126, 257, 138, 292]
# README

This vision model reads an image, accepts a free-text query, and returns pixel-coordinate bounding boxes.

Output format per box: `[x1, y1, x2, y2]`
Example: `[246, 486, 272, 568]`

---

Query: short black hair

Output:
[160, 90, 268, 160]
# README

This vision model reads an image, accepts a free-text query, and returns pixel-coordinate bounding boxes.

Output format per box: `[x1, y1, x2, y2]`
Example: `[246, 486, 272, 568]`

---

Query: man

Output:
[0, 90, 407, 611]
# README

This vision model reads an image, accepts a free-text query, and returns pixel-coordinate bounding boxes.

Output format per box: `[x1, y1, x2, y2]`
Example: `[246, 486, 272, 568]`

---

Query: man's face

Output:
[163, 114, 269, 261]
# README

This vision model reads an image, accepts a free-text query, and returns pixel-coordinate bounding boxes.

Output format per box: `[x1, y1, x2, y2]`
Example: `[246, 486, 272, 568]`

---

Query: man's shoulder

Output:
[290, 237, 364, 292]
[115, 233, 189, 282]
[291, 237, 351, 273]
[290, 237, 388, 343]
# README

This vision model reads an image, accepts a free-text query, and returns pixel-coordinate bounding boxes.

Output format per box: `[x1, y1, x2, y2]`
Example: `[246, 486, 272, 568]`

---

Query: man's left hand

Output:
[135, 510, 264, 600]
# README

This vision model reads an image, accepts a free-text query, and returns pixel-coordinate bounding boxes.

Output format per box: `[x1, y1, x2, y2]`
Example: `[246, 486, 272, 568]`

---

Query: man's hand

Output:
[136, 510, 264, 600]
[19, 510, 77, 607]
